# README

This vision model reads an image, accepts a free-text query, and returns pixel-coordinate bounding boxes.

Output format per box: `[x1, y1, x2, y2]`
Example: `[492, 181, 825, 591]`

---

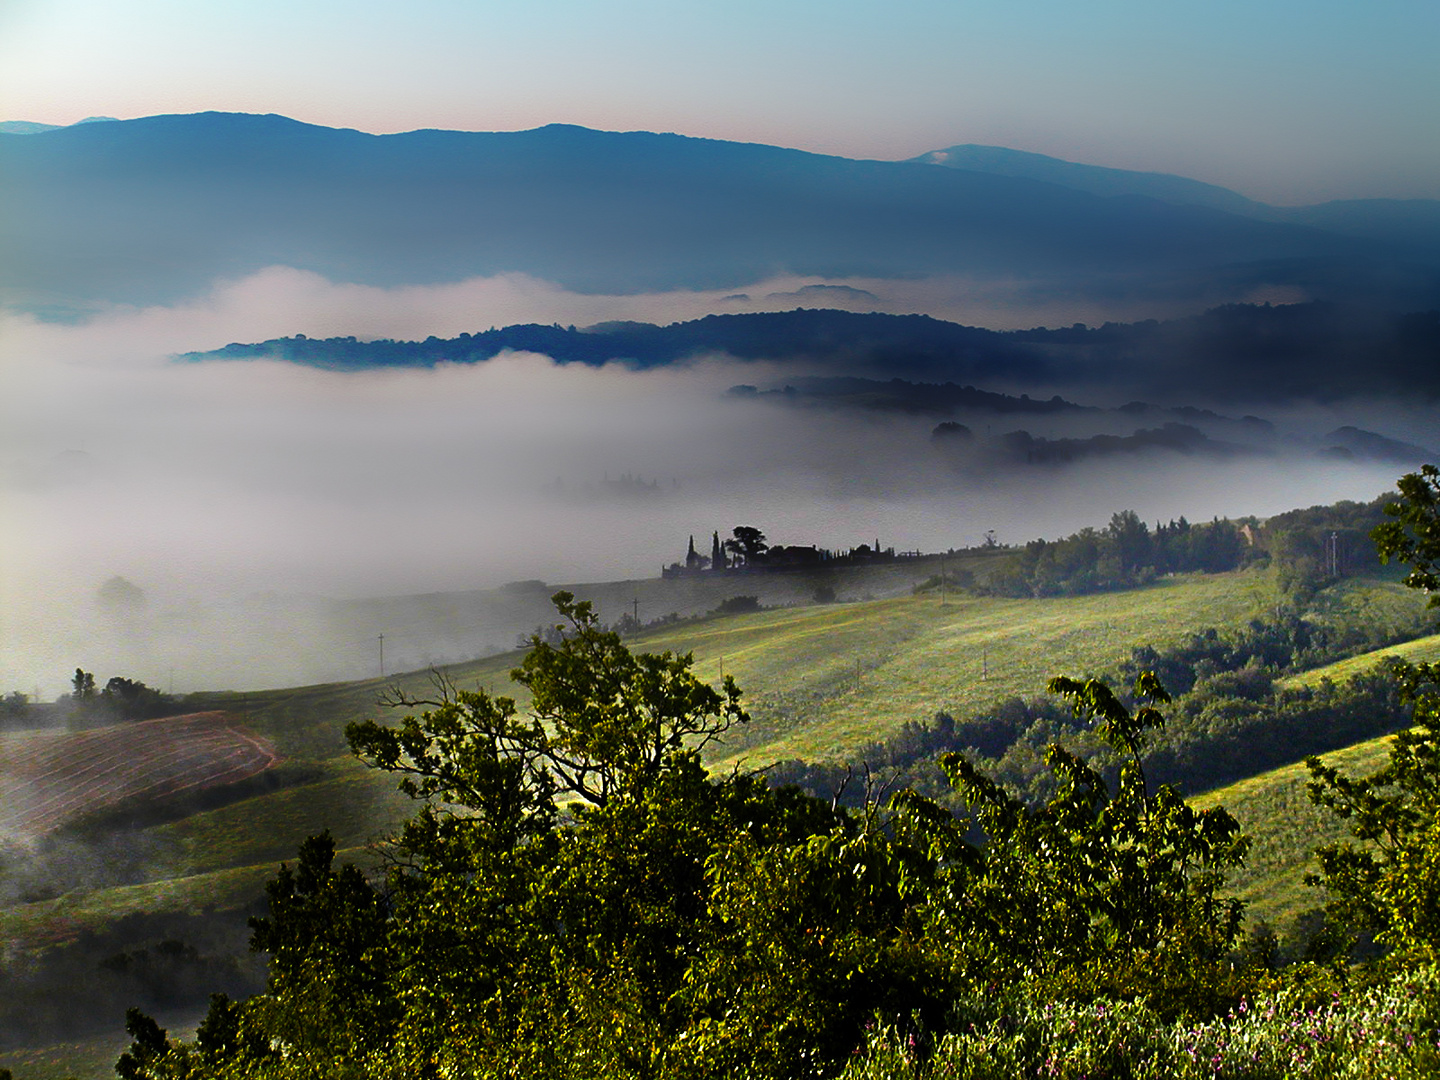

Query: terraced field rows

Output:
[0, 712, 277, 838]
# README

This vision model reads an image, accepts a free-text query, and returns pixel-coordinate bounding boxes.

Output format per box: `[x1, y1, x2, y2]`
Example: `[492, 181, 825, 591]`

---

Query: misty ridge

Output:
[2, 112, 1439, 700]
[4, 312, 1431, 698]
[192, 301, 1440, 404]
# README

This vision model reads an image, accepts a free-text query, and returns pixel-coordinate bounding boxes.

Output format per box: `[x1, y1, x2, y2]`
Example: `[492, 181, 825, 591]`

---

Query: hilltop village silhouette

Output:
[662, 527, 918, 579]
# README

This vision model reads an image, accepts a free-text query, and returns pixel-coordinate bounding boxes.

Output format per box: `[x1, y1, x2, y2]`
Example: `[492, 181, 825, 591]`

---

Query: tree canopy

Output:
[112, 589, 1269, 1079]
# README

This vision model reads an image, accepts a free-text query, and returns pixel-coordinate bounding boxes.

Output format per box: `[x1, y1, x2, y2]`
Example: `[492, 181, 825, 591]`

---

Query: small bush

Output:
[714, 595, 762, 615]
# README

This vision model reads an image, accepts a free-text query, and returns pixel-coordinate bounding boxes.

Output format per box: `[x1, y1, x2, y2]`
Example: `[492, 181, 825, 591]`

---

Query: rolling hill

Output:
[0, 557, 1434, 1076]
[1191, 733, 1395, 940]
[0, 713, 276, 841]
[188, 303, 1440, 404]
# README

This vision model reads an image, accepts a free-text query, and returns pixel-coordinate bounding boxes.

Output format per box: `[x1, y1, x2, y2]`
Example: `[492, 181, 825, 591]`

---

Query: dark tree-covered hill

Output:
[189, 302, 1440, 403]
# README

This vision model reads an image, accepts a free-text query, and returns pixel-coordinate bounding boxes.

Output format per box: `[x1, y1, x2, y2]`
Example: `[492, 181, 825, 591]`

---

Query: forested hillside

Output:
[191, 302, 1440, 402]
[54, 468, 1440, 1080]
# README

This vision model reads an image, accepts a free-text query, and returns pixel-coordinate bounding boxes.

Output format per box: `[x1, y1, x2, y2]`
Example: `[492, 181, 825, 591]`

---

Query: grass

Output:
[685, 569, 1274, 766]
[1280, 632, 1440, 689]
[157, 756, 412, 875]
[0, 1035, 136, 1080]
[194, 567, 1277, 771]
[1190, 733, 1396, 936]
[0, 837, 388, 952]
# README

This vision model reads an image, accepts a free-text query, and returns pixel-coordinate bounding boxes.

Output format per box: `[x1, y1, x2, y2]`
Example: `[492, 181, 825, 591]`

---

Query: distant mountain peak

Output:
[912, 143, 1264, 215]
[0, 115, 117, 135]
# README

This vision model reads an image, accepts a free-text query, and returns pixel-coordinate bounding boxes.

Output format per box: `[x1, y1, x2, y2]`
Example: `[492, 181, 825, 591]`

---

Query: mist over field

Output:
[1, 268, 1427, 698]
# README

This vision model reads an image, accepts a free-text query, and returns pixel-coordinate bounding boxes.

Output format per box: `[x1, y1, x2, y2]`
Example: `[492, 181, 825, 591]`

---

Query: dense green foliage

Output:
[770, 604, 1429, 811]
[107, 597, 1268, 1079]
[978, 512, 1248, 598]
[1304, 472, 1440, 964]
[1373, 463, 1440, 603]
[964, 494, 1396, 604]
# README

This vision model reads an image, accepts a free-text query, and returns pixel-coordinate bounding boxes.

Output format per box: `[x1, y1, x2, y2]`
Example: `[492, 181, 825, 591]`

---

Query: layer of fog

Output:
[1, 269, 1426, 698]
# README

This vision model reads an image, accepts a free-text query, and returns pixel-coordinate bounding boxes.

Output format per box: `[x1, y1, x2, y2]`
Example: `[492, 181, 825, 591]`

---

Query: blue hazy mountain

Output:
[911, 145, 1267, 216]
[4, 112, 1433, 313]
[0, 115, 118, 135]
[916, 144, 1440, 255]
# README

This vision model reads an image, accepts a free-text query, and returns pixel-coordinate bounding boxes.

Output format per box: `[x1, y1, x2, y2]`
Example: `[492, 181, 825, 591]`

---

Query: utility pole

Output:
[940, 555, 946, 607]
[632, 597, 640, 625]
[378, 634, 385, 678]
[982, 647, 988, 680]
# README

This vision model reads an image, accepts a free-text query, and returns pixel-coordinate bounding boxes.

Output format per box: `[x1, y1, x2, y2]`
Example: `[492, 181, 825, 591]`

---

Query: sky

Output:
[1, 0, 1438, 205]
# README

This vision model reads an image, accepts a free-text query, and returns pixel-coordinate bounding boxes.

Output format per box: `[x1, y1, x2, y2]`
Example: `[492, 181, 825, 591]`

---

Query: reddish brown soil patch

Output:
[0, 712, 277, 839]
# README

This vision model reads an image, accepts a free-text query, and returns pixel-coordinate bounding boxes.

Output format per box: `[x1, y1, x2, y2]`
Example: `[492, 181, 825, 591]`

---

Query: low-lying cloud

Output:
[0, 269, 1426, 698]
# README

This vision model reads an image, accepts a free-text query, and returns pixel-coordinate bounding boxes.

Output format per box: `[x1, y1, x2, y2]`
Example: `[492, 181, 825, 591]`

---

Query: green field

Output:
[1280, 631, 1440, 689]
[1190, 733, 1396, 937]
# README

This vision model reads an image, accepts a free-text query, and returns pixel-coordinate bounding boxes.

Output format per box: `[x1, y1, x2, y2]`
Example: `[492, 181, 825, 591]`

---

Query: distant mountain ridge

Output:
[4, 111, 1435, 315]
[188, 302, 1440, 403]
[911, 144, 1267, 216]
[914, 143, 1440, 253]
[0, 115, 118, 135]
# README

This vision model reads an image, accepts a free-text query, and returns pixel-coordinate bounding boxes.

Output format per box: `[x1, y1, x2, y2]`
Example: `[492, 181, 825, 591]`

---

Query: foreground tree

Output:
[1371, 462, 1440, 602]
[927, 672, 1250, 1014]
[1306, 464, 1440, 964]
[119, 595, 1252, 1078]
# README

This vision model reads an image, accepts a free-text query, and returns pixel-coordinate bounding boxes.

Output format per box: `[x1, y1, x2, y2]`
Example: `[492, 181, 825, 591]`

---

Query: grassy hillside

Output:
[1191, 733, 1395, 938]
[644, 569, 1273, 766]
[194, 566, 1274, 766]
[1281, 631, 1440, 689]
[12, 564, 1432, 952]
[1, 569, 1273, 929]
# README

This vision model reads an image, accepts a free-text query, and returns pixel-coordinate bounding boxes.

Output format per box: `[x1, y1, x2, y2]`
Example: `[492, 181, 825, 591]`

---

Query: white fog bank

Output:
[1, 270, 1426, 698]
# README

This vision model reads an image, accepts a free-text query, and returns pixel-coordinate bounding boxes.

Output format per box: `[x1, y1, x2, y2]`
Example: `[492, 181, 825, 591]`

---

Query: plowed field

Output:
[0, 712, 277, 839]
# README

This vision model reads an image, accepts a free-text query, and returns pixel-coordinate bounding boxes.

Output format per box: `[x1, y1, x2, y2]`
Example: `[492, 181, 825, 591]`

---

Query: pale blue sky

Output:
[1, 0, 1436, 203]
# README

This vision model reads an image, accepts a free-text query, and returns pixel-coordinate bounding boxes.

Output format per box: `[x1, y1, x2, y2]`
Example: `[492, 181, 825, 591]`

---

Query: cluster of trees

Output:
[106, 467, 1440, 1078]
[971, 494, 1398, 602]
[979, 511, 1248, 598]
[1261, 495, 1395, 601]
[671, 526, 901, 578]
[0, 671, 184, 730]
[68, 669, 183, 722]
